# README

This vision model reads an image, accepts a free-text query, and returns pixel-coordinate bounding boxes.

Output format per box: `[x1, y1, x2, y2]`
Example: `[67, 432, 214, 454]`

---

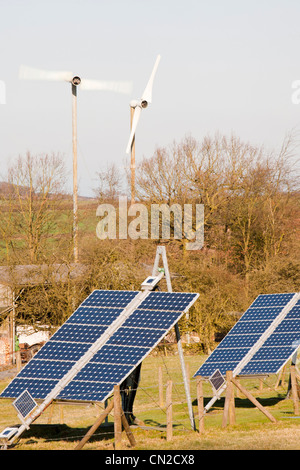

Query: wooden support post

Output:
[196, 377, 204, 434]
[114, 385, 122, 449]
[290, 365, 299, 416]
[231, 377, 276, 423]
[74, 399, 114, 450]
[120, 409, 136, 447]
[166, 380, 173, 441]
[158, 366, 164, 407]
[222, 371, 235, 428]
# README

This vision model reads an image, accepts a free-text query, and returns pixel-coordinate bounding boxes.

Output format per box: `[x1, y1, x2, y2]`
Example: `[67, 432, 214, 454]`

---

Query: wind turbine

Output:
[19, 65, 132, 262]
[125, 55, 161, 205]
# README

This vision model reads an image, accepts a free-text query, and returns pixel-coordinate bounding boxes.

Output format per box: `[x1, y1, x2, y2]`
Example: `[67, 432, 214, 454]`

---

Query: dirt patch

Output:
[0, 366, 17, 381]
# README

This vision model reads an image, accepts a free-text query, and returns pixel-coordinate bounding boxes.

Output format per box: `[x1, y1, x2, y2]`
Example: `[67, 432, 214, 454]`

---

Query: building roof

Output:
[0, 263, 86, 287]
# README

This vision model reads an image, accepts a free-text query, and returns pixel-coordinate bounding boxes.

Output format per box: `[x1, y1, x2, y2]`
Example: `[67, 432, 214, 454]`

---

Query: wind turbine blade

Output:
[80, 79, 132, 94]
[126, 106, 142, 154]
[19, 65, 73, 82]
[141, 54, 161, 104]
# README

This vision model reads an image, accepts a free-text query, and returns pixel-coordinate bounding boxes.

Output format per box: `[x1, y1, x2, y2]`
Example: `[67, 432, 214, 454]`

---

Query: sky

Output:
[1, 0, 300, 196]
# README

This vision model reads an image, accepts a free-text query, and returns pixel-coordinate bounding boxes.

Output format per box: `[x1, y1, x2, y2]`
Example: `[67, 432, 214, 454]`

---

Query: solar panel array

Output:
[194, 293, 300, 378]
[1, 289, 198, 403]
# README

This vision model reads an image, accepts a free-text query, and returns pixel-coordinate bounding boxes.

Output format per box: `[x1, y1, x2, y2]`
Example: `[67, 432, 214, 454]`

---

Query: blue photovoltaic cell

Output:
[194, 293, 297, 378]
[240, 360, 286, 375]
[50, 324, 107, 343]
[204, 348, 249, 363]
[81, 290, 139, 308]
[229, 320, 273, 335]
[2, 378, 58, 400]
[34, 341, 90, 361]
[57, 381, 114, 402]
[274, 319, 300, 333]
[250, 293, 294, 307]
[65, 307, 123, 326]
[137, 292, 196, 311]
[240, 307, 283, 322]
[17, 359, 74, 380]
[262, 332, 300, 348]
[107, 326, 166, 348]
[1, 290, 199, 402]
[198, 361, 241, 378]
[218, 334, 261, 349]
[248, 346, 297, 361]
[74, 363, 133, 383]
[285, 301, 300, 319]
[91, 344, 149, 365]
[122, 309, 182, 330]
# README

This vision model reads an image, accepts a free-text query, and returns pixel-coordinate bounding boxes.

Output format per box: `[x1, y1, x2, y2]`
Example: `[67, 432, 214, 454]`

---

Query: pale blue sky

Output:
[1, 0, 300, 196]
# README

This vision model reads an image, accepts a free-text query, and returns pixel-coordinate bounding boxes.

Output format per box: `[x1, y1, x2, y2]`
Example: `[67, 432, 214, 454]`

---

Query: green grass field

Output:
[0, 353, 300, 450]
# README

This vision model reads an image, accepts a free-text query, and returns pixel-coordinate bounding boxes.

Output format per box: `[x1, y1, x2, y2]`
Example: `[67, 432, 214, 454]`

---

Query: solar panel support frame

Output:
[203, 292, 300, 414]
[4, 245, 198, 446]
[152, 246, 196, 431]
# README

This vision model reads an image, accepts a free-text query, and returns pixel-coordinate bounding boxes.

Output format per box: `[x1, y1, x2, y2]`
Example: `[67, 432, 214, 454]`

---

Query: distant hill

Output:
[0, 181, 96, 201]
[0, 181, 29, 197]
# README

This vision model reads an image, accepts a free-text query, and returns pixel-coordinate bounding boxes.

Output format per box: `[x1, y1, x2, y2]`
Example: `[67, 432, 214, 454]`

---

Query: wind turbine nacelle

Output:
[72, 76, 81, 86]
[130, 99, 148, 109]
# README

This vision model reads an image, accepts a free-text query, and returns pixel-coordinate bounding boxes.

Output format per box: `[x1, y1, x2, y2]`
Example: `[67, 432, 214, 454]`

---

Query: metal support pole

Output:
[152, 246, 196, 430]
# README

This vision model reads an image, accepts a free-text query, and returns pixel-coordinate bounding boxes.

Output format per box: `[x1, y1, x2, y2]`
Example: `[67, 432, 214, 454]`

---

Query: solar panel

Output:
[194, 293, 300, 378]
[209, 369, 225, 392]
[13, 390, 37, 419]
[1, 289, 199, 404]
[240, 298, 300, 375]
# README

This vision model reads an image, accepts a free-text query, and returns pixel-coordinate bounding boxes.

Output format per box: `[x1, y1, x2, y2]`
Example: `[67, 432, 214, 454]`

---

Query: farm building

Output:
[0, 263, 85, 366]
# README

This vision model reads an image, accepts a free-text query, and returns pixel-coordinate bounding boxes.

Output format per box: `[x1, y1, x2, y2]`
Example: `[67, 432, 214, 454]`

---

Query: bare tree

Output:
[94, 163, 122, 202]
[5, 152, 67, 263]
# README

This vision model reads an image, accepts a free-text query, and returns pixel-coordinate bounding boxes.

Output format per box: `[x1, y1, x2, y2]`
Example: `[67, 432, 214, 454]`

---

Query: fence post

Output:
[222, 371, 235, 428]
[114, 385, 122, 449]
[291, 365, 299, 416]
[196, 377, 204, 434]
[158, 366, 164, 407]
[166, 380, 173, 441]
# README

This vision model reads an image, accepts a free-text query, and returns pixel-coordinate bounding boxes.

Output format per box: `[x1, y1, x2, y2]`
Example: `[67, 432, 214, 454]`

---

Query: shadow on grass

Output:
[141, 419, 182, 430]
[20, 422, 115, 444]
[192, 395, 286, 410]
